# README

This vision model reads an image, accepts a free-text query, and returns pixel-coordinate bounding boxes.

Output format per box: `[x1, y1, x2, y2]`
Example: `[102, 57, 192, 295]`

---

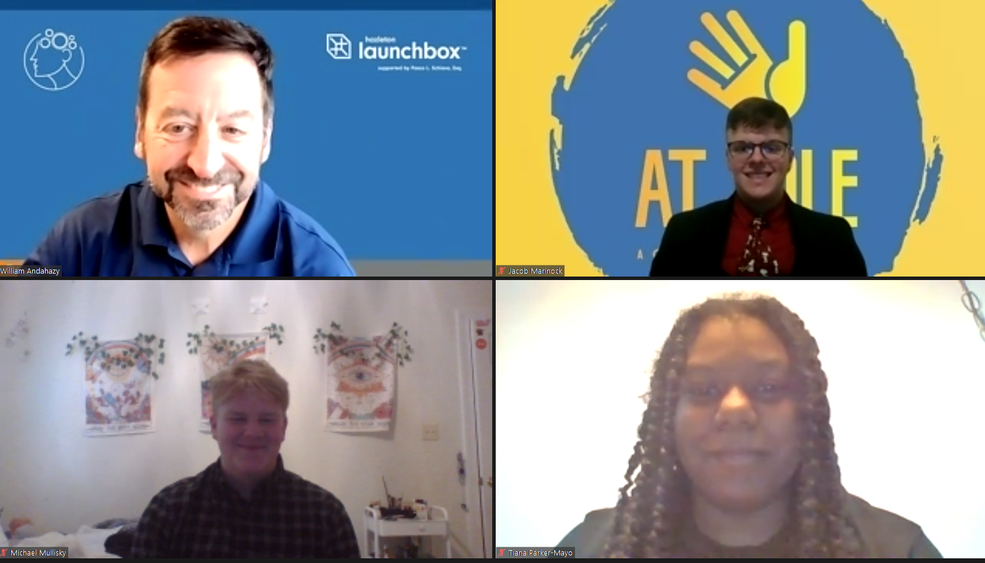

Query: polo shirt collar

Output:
[136, 179, 281, 264]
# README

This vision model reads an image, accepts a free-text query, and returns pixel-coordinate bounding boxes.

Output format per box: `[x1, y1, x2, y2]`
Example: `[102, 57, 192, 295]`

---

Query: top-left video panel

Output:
[1, 0, 492, 278]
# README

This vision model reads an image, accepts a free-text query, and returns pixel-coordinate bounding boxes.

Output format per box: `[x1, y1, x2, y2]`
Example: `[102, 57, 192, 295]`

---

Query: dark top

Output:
[23, 180, 355, 277]
[722, 193, 795, 276]
[131, 455, 361, 558]
[557, 492, 942, 558]
[649, 193, 867, 277]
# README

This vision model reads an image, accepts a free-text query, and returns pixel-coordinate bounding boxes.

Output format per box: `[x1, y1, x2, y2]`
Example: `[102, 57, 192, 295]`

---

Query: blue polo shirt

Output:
[23, 180, 355, 277]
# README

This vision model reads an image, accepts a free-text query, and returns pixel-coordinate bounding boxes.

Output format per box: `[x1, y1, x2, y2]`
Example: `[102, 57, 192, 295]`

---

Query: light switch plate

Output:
[423, 423, 439, 441]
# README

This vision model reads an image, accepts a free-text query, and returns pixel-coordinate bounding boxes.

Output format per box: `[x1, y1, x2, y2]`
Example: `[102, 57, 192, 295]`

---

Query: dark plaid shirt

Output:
[132, 455, 360, 558]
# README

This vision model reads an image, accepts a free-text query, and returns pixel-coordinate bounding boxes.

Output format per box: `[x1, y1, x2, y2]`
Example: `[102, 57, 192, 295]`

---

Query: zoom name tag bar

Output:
[495, 265, 565, 278]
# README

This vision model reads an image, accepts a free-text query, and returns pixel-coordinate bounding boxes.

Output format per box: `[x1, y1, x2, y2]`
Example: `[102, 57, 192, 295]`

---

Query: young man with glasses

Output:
[649, 97, 867, 277]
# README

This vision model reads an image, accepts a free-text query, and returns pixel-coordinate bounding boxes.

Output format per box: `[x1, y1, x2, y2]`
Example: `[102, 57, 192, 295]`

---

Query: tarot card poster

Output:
[84, 340, 154, 436]
[326, 336, 396, 433]
[200, 333, 269, 432]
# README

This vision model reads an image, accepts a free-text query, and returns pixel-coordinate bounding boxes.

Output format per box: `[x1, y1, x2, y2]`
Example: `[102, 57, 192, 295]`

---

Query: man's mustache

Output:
[164, 166, 244, 189]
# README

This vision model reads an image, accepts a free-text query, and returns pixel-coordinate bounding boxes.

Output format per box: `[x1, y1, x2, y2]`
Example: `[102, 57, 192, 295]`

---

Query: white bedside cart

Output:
[363, 505, 452, 558]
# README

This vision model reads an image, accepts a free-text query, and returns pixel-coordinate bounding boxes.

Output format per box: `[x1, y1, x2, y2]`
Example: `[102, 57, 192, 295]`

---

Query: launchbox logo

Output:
[326, 33, 466, 62]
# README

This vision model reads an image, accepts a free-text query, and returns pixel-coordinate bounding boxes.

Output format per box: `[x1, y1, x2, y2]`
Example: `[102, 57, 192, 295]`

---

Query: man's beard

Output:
[150, 165, 253, 232]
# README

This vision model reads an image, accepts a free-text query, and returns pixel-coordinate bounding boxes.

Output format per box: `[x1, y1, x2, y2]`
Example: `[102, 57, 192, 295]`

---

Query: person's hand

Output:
[687, 10, 807, 117]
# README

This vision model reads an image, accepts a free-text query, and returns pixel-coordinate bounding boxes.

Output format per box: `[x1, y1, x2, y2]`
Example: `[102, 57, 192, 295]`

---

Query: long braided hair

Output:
[602, 293, 864, 558]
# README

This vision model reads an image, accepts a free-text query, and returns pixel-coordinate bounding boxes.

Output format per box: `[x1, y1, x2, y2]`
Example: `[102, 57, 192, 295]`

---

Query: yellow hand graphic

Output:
[686, 11, 807, 117]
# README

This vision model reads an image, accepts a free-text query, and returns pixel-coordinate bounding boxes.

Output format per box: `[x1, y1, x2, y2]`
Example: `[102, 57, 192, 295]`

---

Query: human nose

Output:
[186, 129, 226, 179]
[714, 385, 757, 427]
[243, 420, 265, 436]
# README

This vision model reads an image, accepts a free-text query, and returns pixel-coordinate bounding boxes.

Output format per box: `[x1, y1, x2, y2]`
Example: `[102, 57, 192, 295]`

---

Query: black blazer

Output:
[649, 194, 867, 277]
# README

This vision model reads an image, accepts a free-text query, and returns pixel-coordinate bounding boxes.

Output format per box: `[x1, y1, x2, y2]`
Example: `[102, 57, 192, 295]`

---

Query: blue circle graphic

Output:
[551, 0, 935, 276]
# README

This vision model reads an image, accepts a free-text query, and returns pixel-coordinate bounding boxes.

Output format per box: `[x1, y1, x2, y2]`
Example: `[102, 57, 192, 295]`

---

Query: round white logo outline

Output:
[23, 28, 86, 92]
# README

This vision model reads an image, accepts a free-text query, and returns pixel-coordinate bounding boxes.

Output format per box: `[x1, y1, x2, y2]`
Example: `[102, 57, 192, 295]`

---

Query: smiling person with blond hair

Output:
[132, 359, 360, 558]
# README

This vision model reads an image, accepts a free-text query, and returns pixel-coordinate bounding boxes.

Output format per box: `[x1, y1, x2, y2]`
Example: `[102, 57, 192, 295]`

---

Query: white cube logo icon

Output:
[326, 33, 352, 60]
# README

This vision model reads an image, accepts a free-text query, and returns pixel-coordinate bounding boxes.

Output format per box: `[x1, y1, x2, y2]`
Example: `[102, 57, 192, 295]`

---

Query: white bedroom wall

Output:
[496, 279, 985, 559]
[0, 279, 491, 558]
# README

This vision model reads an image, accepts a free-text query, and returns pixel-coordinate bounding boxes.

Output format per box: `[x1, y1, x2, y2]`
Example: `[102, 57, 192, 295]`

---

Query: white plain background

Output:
[0, 279, 491, 558]
[496, 279, 985, 558]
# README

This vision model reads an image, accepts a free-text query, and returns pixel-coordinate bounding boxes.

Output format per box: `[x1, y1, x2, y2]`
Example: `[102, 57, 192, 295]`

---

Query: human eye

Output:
[164, 123, 192, 135]
[682, 381, 722, 401]
[752, 381, 789, 401]
[763, 141, 786, 155]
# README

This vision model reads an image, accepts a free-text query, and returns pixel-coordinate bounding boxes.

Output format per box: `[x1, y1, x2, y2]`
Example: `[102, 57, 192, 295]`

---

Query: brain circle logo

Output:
[550, 0, 943, 276]
[23, 28, 86, 91]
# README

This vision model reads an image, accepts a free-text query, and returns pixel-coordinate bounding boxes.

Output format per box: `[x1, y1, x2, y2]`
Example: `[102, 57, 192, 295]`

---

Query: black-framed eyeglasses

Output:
[727, 140, 791, 161]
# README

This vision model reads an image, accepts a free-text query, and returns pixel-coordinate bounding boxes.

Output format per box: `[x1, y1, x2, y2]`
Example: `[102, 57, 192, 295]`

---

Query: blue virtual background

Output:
[2, 10, 491, 261]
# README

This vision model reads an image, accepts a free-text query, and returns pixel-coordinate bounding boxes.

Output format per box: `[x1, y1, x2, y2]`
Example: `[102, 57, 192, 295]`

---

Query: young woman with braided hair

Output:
[557, 294, 941, 558]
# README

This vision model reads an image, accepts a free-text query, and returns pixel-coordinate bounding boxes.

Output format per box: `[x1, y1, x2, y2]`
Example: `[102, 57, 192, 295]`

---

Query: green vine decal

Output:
[312, 321, 347, 354]
[382, 322, 414, 367]
[312, 321, 414, 366]
[262, 323, 285, 345]
[186, 324, 285, 356]
[185, 325, 215, 354]
[66, 332, 99, 360]
[66, 331, 166, 379]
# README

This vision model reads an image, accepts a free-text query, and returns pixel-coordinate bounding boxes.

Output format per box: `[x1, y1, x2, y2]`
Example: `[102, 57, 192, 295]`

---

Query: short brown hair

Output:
[726, 97, 793, 144]
[137, 16, 275, 127]
[209, 358, 289, 415]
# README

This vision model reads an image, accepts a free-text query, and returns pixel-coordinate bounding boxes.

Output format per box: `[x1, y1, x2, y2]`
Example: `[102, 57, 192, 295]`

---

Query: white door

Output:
[457, 309, 493, 558]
